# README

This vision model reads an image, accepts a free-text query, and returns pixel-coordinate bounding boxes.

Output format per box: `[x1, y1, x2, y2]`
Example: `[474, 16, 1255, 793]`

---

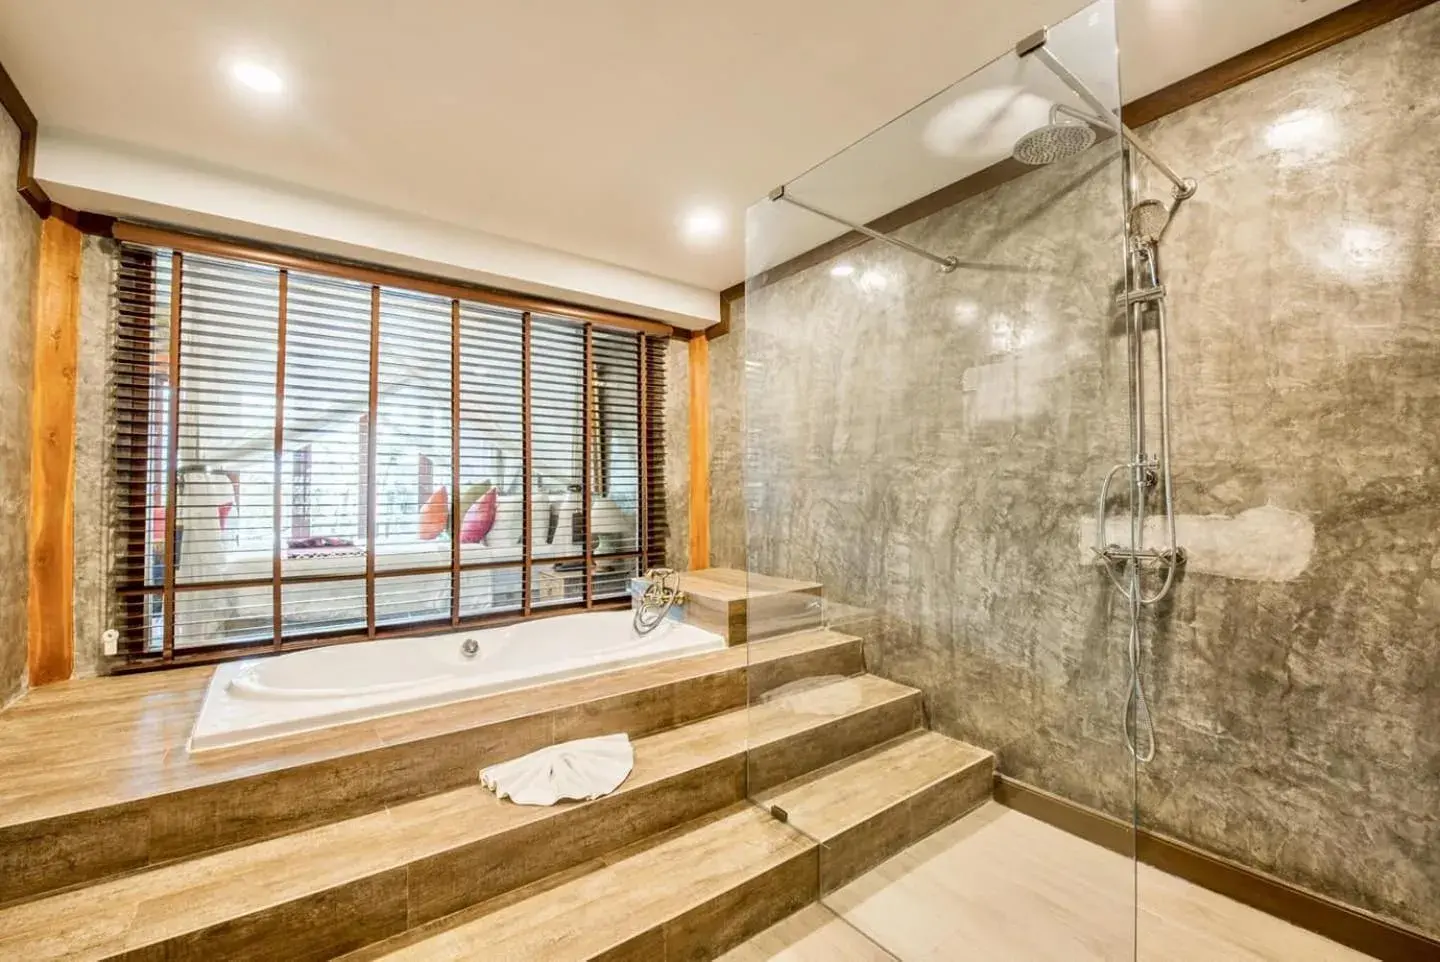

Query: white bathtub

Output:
[188, 610, 726, 753]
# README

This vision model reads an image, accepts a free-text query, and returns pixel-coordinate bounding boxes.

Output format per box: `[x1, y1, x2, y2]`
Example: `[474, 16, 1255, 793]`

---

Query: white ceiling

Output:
[0, 0, 1353, 293]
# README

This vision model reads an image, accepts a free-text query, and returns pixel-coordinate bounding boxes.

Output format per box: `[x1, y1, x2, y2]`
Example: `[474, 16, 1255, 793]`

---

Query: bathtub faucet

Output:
[633, 568, 684, 636]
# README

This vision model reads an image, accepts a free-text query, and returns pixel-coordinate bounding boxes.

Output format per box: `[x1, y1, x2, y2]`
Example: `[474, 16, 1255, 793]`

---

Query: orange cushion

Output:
[418, 486, 449, 540]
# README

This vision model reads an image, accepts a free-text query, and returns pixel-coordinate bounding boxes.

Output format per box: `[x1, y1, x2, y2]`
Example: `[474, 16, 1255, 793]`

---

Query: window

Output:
[112, 241, 669, 665]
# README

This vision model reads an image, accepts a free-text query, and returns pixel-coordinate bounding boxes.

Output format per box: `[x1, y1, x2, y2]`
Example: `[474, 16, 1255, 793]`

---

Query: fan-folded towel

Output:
[480, 733, 634, 806]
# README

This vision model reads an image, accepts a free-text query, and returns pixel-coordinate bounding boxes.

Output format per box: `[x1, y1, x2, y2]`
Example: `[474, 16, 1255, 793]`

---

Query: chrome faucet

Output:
[460, 638, 479, 659]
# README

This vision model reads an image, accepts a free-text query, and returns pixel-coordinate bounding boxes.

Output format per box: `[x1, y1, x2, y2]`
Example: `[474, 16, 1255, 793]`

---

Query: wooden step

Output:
[746, 675, 922, 794]
[755, 731, 994, 892]
[356, 804, 818, 962]
[0, 627, 863, 907]
[0, 674, 918, 962]
[678, 568, 824, 644]
[718, 904, 898, 961]
[747, 627, 865, 700]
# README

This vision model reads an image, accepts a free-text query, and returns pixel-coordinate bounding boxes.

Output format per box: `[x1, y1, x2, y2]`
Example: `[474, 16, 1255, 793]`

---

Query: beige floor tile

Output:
[823, 802, 1376, 962]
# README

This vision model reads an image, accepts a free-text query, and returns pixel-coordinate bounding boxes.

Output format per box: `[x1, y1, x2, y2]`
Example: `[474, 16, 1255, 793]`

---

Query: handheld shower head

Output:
[1012, 120, 1096, 166]
[1127, 199, 1172, 247]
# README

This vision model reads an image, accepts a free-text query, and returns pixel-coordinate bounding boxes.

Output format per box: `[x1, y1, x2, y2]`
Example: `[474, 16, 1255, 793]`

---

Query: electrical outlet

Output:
[102, 628, 119, 657]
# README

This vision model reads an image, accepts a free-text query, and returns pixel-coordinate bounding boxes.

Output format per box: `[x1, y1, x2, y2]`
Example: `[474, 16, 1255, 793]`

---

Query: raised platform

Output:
[1, 609, 996, 961]
[0, 628, 862, 907]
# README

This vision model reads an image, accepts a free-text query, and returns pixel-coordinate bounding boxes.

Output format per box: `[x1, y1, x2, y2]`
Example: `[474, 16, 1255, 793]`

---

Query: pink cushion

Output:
[460, 487, 498, 544]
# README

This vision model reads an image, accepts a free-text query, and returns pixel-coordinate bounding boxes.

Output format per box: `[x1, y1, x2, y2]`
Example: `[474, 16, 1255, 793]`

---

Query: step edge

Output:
[755, 731, 993, 838]
[372, 804, 819, 961]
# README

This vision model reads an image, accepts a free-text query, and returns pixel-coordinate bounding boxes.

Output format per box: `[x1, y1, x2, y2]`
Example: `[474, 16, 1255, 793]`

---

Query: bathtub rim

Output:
[186, 611, 726, 755]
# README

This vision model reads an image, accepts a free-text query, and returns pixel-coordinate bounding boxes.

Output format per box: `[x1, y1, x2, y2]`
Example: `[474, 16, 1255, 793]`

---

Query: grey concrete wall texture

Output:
[72, 236, 117, 677]
[731, 7, 1440, 936]
[0, 109, 40, 706]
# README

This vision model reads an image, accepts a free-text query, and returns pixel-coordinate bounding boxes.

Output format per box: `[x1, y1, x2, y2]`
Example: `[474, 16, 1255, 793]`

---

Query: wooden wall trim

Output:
[995, 776, 1440, 962]
[0, 56, 50, 218]
[733, 0, 1432, 300]
[26, 217, 83, 686]
[992, 775, 1135, 857]
[687, 333, 711, 568]
[707, 293, 732, 340]
[1123, 0, 1438, 128]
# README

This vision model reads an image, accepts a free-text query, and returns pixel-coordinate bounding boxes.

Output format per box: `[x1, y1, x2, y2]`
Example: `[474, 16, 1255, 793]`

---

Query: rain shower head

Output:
[1015, 26, 1196, 202]
[1012, 120, 1096, 166]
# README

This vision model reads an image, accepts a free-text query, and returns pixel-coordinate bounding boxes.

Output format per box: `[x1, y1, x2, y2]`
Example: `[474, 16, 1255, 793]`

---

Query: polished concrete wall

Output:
[0, 110, 41, 705]
[709, 299, 746, 570]
[731, 7, 1440, 935]
[663, 337, 691, 572]
[72, 236, 116, 677]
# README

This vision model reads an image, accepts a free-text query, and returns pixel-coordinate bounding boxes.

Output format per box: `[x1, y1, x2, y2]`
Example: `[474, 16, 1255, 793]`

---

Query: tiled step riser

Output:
[819, 762, 992, 893]
[406, 757, 745, 928]
[688, 596, 825, 647]
[0, 711, 554, 909]
[120, 869, 408, 962]
[747, 693, 923, 794]
[344, 805, 823, 962]
[91, 759, 749, 962]
[748, 640, 864, 701]
[677, 569, 825, 646]
[2, 637, 863, 908]
[651, 846, 819, 962]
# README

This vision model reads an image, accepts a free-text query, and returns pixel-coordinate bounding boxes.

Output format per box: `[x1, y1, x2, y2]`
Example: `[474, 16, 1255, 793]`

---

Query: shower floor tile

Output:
[815, 801, 1375, 962]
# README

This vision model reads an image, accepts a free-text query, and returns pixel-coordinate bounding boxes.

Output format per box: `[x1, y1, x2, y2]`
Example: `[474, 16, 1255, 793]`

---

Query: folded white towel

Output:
[480, 734, 634, 806]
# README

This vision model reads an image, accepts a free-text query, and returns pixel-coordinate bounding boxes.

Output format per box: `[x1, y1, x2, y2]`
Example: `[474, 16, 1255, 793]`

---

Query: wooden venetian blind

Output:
[111, 241, 669, 666]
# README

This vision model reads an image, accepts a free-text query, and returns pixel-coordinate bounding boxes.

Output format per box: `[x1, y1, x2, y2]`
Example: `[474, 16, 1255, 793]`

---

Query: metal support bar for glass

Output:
[768, 185, 960, 272]
[1016, 29, 1196, 200]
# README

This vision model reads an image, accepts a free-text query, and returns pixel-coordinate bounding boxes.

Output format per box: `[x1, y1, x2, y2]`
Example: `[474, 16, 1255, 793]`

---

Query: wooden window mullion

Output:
[160, 251, 183, 662]
[638, 334, 649, 571]
[450, 299, 461, 626]
[272, 269, 288, 650]
[582, 324, 594, 608]
[366, 285, 379, 636]
[521, 312, 533, 615]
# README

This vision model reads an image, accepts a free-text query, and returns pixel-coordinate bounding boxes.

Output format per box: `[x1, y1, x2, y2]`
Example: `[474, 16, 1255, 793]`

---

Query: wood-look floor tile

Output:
[552, 683, 675, 743]
[0, 635, 881, 910]
[747, 681, 922, 793]
[406, 755, 744, 925]
[825, 804, 1375, 962]
[0, 804, 150, 906]
[719, 904, 898, 962]
[753, 731, 994, 894]
[377, 804, 815, 962]
[748, 633, 864, 700]
[670, 667, 747, 725]
[662, 847, 819, 962]
[820, 796, 915, 894]
[119, 868, 410, 962]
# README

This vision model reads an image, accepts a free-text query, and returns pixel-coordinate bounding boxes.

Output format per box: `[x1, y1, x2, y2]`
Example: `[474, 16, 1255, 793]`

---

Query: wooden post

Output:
[26, 217, 82, 686]
[687, 332, 710, 570]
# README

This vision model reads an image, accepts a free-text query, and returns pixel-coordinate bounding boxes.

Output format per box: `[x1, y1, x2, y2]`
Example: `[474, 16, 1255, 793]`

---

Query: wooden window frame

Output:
[110, 227, 671, 670]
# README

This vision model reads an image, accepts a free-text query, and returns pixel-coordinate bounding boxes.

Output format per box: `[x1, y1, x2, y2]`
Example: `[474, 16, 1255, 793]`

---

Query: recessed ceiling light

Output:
[230, 61, 284, 95]
[830, 263, 855, 278]
[680, 207, 724, 245]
